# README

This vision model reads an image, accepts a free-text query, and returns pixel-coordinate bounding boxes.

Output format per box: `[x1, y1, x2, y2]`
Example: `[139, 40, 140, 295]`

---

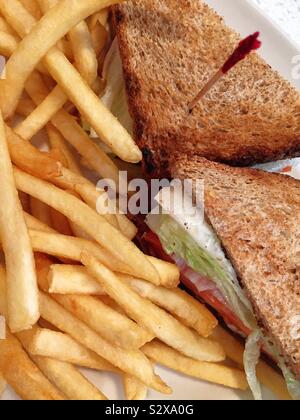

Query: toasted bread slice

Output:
[172, 154, 300, 379]
[113, 0, 300, 170]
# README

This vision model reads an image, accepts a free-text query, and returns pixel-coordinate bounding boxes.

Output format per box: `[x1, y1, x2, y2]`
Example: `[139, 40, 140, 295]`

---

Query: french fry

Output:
[0, 111, 39, 332]
[17, 325, 109, 401]
[16, 68, 121, 186]
[5, 124, 135, 239]
[90, 20, 108, 57]
[14, 167, 160, 285]
[48, 264, 105, 296]
[46, 124, 82, 175]
[5, 124, 61, 181]
[0, 330, 65, 400]
[52, 293, 153, 350]
[121, 276, 217, 338]
[33, 357, 107, 401]
[0, 0, 141, 163]
[0, 30, 18, 56]
[123, 375, 148, 401]
[145, 257, 180, 288]
[143, 340, 248, 391]
[45, 265, 191, 334]
[82, 253, 225, 362]
[20, 327, 118, 372]
[29, 230, 133, 274]
[39, 292, 171, 394]
[88, 9, 109, 29]
[211, 326, 291, 400]
[68, 20, 98, 85]
[44, 48, 141, 162]
[18, 325, 108, 400]
[23, 212, 178, 286]
[0, 16, 18, 36]
[35, 257, 153, 350]
[19, 0, 42, 19]
[0, 276, 64, 401]
[0, 0, 124, 117]
[50, 110, 121, 187]
[29, 230, 179, 288]
[24, 212, 55, 233]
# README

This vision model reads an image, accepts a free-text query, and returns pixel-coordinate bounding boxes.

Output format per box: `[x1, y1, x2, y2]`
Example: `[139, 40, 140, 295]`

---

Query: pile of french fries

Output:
[0, 0, 290, 401]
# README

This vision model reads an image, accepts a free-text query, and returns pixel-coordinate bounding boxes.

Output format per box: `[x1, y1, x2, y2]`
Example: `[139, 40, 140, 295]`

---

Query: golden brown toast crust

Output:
[113, 0, 300, 170]
[172, 155, 300, 380]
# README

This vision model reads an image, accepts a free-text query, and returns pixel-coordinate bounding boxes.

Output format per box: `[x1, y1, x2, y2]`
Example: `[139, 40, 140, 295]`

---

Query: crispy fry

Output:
[0, 30, 18, 56]
[52, 293, 153, 350]
[5, 123, 132, 237]
[19, 326, 107, 400]
[24, 212, 55, 233]
[14, 167, 160, 284]
[50, 110, 121, 186]
[36, 257, 152, 351]
[44, 48, 141, 162]
[0, 0, 141, 163]
[34, 357, 107, 401]
[20, 327, 118, 372]
[68, 21, 98, 85]
[0, 0, 124, 117]
[38, 292, 171, 394]
[5, 124, 61, 180]
[123, 375, 148, 401]
[90, 21, 108, 57]
[0, 275, 64, 400]
[30, 230, 133, 274]
[143, 340, 248, 391]
[19, 0, 41, 19]
[145, 257, 180, 288]
[0, 331, 65, 400]
[121, 276, 217, 337]
[48, 264, 105, 296]
[45, 265, 193, 336]
[211, 326, 291, 400]
[47, 124, 82, 175]
[16, 69, 121, 185]
[88, 9, 109, 29]
[82, 253, 225, 362]
[0, 16, 18, 36]
[0, 112, 39, 332]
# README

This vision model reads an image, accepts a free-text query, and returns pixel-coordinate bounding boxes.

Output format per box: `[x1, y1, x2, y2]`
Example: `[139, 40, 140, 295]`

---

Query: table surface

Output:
[251, 0, 300, 47]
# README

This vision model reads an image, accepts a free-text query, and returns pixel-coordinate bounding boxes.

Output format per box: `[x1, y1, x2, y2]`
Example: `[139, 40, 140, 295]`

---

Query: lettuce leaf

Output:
[147, 213, 256, 330]
[244, 331, 263, 400]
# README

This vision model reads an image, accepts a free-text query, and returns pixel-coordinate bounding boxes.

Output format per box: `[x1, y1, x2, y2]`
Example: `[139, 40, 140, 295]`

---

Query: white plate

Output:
[2, 0, 299, 401]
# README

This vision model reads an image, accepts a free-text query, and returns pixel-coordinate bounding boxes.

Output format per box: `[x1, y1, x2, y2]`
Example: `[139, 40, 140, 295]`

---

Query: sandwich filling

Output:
[96, 39, 300, 400]
[145, 191, 300, 400]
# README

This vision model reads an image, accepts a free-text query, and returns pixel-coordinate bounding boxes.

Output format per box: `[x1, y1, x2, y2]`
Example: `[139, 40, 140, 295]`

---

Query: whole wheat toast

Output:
[113, 0, 300, 170]
[172, 154, 300, 380]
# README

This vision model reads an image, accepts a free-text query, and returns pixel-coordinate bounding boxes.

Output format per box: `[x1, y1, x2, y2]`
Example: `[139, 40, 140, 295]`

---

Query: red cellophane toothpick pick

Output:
[189, 32, 262, 112]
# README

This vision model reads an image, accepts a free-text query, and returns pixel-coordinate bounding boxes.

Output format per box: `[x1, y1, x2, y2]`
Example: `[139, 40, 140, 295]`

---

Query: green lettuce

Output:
[147, 213, 256, 330]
